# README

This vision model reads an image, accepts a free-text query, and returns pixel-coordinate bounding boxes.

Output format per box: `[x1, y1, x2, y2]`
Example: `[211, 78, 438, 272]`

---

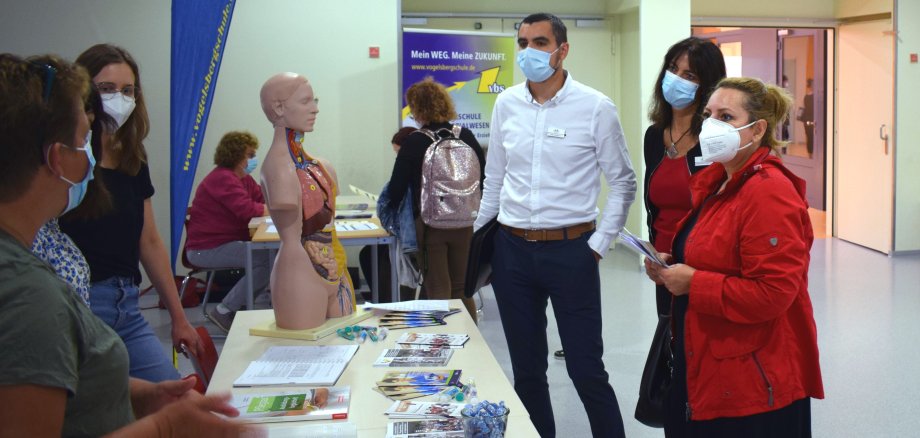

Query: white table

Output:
[208, 303, 539, 437]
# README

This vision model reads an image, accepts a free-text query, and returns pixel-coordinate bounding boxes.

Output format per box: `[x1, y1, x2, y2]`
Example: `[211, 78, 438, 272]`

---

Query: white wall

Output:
[402, 0, 609, 16]
[615, 11, 644, 236]
[835, 0, 892, 17]
[693, 0, 835, 18]
[894, 0, 920, 252]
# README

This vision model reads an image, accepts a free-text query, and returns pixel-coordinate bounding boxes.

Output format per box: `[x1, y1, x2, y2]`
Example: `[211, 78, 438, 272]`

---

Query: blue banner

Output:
[170, 0, 236, 267]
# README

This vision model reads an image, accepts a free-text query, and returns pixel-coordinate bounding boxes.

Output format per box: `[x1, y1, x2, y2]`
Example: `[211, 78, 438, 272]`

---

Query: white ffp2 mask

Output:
[699, 118, 757, 163]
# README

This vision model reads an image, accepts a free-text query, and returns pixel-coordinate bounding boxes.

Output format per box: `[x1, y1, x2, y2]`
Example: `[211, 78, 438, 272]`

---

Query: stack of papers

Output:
[385, 400, 465, 419]
[617, 228, 669, 267]
[365, 300, 450, 312]
[231, 387, 350, 423]
[385, 418, 464, 438]
[233, 345, 359, 387]
[377, 309, 462, 330]
[374, 348, 454, 367]
[374, 370, 463, 400]
[396, 333, 469, 349]
[334, 220, 380, 232]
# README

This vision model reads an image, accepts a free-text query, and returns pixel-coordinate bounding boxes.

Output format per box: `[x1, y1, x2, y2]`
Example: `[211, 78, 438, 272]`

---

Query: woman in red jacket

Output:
[646, 77, 823, 437]
[186, 131, 269, 332]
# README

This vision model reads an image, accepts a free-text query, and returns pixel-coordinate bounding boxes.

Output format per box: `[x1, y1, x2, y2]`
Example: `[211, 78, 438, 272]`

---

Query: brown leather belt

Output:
[501, 222, 595, 242]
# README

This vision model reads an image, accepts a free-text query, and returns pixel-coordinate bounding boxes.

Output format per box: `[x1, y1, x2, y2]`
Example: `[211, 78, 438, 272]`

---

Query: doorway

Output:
[692, 26, 830, 229]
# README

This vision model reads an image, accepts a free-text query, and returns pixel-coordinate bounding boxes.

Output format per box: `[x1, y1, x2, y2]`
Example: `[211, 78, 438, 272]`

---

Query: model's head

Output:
[650, 37, 727, 134]
[76, 43, 149, 175]
[406, 77, 456, 125]
[0, 53, 90, 215]
[260, 73, 318, 132]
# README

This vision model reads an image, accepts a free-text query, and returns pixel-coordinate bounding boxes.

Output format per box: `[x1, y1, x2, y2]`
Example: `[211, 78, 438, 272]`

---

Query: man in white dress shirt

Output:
[473, 13, 636, 438]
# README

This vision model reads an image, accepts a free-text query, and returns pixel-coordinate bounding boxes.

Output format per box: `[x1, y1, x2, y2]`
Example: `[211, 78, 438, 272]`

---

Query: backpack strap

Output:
[451, 125, 462, 138]
[414, 129, 438, 143]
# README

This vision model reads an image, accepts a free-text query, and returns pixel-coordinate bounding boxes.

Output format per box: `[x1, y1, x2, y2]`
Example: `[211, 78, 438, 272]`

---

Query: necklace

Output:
[666, 124, 692, 159]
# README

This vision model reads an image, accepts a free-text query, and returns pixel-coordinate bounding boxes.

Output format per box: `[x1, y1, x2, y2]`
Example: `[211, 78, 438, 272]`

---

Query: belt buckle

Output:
[523, 229, 540, 242]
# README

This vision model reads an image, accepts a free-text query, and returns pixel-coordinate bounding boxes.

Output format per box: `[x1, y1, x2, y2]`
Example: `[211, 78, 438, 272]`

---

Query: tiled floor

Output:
[142, 236, 920, 437]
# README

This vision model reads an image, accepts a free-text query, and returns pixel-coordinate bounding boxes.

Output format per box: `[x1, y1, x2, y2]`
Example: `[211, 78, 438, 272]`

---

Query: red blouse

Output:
[648, 156, 692, 253]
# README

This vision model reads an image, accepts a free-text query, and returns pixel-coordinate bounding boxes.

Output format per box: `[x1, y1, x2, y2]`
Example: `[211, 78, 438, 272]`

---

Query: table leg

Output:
[245, 241, 254, 310]
[371, 243, 379, 303]
[388, 239, 399, 302]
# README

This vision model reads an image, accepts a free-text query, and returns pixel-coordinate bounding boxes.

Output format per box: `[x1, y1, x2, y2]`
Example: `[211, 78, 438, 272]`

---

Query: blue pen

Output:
[359, 329, 368, 343]
[378, 327, 389, 341]
[368, 328, 379, 342]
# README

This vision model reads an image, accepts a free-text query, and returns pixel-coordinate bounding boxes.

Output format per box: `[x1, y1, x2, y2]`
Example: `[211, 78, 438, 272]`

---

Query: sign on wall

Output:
[401, 29, 515, 148]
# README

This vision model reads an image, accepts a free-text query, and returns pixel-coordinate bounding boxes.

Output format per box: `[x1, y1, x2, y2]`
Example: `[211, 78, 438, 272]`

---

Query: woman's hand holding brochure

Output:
[617, 228, 670, 267]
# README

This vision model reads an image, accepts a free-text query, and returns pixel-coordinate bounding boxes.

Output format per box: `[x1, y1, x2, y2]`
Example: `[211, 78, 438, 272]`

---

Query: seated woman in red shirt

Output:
[186, 131, 269, 332]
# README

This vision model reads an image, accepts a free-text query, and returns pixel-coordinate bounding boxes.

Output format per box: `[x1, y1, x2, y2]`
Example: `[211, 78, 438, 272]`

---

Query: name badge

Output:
[546, 127, 566, 138]
[694, 156, 712, 166]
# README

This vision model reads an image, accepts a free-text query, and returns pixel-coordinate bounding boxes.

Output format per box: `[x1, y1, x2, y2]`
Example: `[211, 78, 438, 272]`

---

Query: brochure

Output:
[373, 386, 444, 401]
[232, 387, 350, 423]
[377, 385, 446, 396]
[376, 370, 463, 387]
[396, 333, 469, 349]
[617, 228, 668, 267]
[374, 348, 454, 367]
[233, 345, 359, 387]
[385, 418, 464, 437]
[385, 400, 465, 419]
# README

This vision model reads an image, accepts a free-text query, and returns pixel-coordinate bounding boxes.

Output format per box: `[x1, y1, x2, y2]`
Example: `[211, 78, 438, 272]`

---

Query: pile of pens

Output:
[336, 325, 389, 343]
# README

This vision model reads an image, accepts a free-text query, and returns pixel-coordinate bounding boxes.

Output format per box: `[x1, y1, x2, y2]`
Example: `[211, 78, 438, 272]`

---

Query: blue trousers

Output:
[90, 276, 180, 382]
[491, 227, 625, 438]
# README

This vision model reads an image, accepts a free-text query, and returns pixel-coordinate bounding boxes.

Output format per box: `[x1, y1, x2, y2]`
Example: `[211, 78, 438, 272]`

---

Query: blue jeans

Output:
[491, 227, 625, 438]
[90, 276, 180, 382]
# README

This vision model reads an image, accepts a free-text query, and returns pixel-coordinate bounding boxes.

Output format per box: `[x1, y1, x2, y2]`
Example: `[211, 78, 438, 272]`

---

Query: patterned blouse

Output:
[31, 219, 91, 307]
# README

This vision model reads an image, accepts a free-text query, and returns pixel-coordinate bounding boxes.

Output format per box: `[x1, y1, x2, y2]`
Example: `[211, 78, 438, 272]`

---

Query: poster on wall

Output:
[402, 29, 515, 148]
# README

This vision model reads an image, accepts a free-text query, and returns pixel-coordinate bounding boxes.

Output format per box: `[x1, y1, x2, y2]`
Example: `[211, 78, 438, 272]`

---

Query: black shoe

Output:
[553, 349, 565, 360]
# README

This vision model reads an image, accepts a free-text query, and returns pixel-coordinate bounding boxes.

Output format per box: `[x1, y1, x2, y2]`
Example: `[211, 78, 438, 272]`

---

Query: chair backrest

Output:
[181, 207, 196, 270]
[190, 326, 219, 388]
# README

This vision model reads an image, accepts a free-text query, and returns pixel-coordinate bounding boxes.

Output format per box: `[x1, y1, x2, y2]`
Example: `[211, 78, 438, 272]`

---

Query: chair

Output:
[186, 326, 219, 391]
[178, 208, 242, 321]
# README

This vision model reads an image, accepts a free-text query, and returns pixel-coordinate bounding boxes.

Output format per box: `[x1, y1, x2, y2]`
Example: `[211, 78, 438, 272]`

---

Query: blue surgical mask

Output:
[662, 70, 699, 110]
[516, 46, 560, 83]
[245, 156, 258, 174]
[58, 131, 95, 215]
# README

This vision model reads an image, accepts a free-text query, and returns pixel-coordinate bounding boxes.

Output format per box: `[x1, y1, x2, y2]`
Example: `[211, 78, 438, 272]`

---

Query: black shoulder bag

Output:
[634, 314, 673, 428]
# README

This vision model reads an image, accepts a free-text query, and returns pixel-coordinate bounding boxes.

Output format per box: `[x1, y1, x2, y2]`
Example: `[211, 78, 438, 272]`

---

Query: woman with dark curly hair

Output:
[386, 77, 485, 320]
[186, 131, 269, 332]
